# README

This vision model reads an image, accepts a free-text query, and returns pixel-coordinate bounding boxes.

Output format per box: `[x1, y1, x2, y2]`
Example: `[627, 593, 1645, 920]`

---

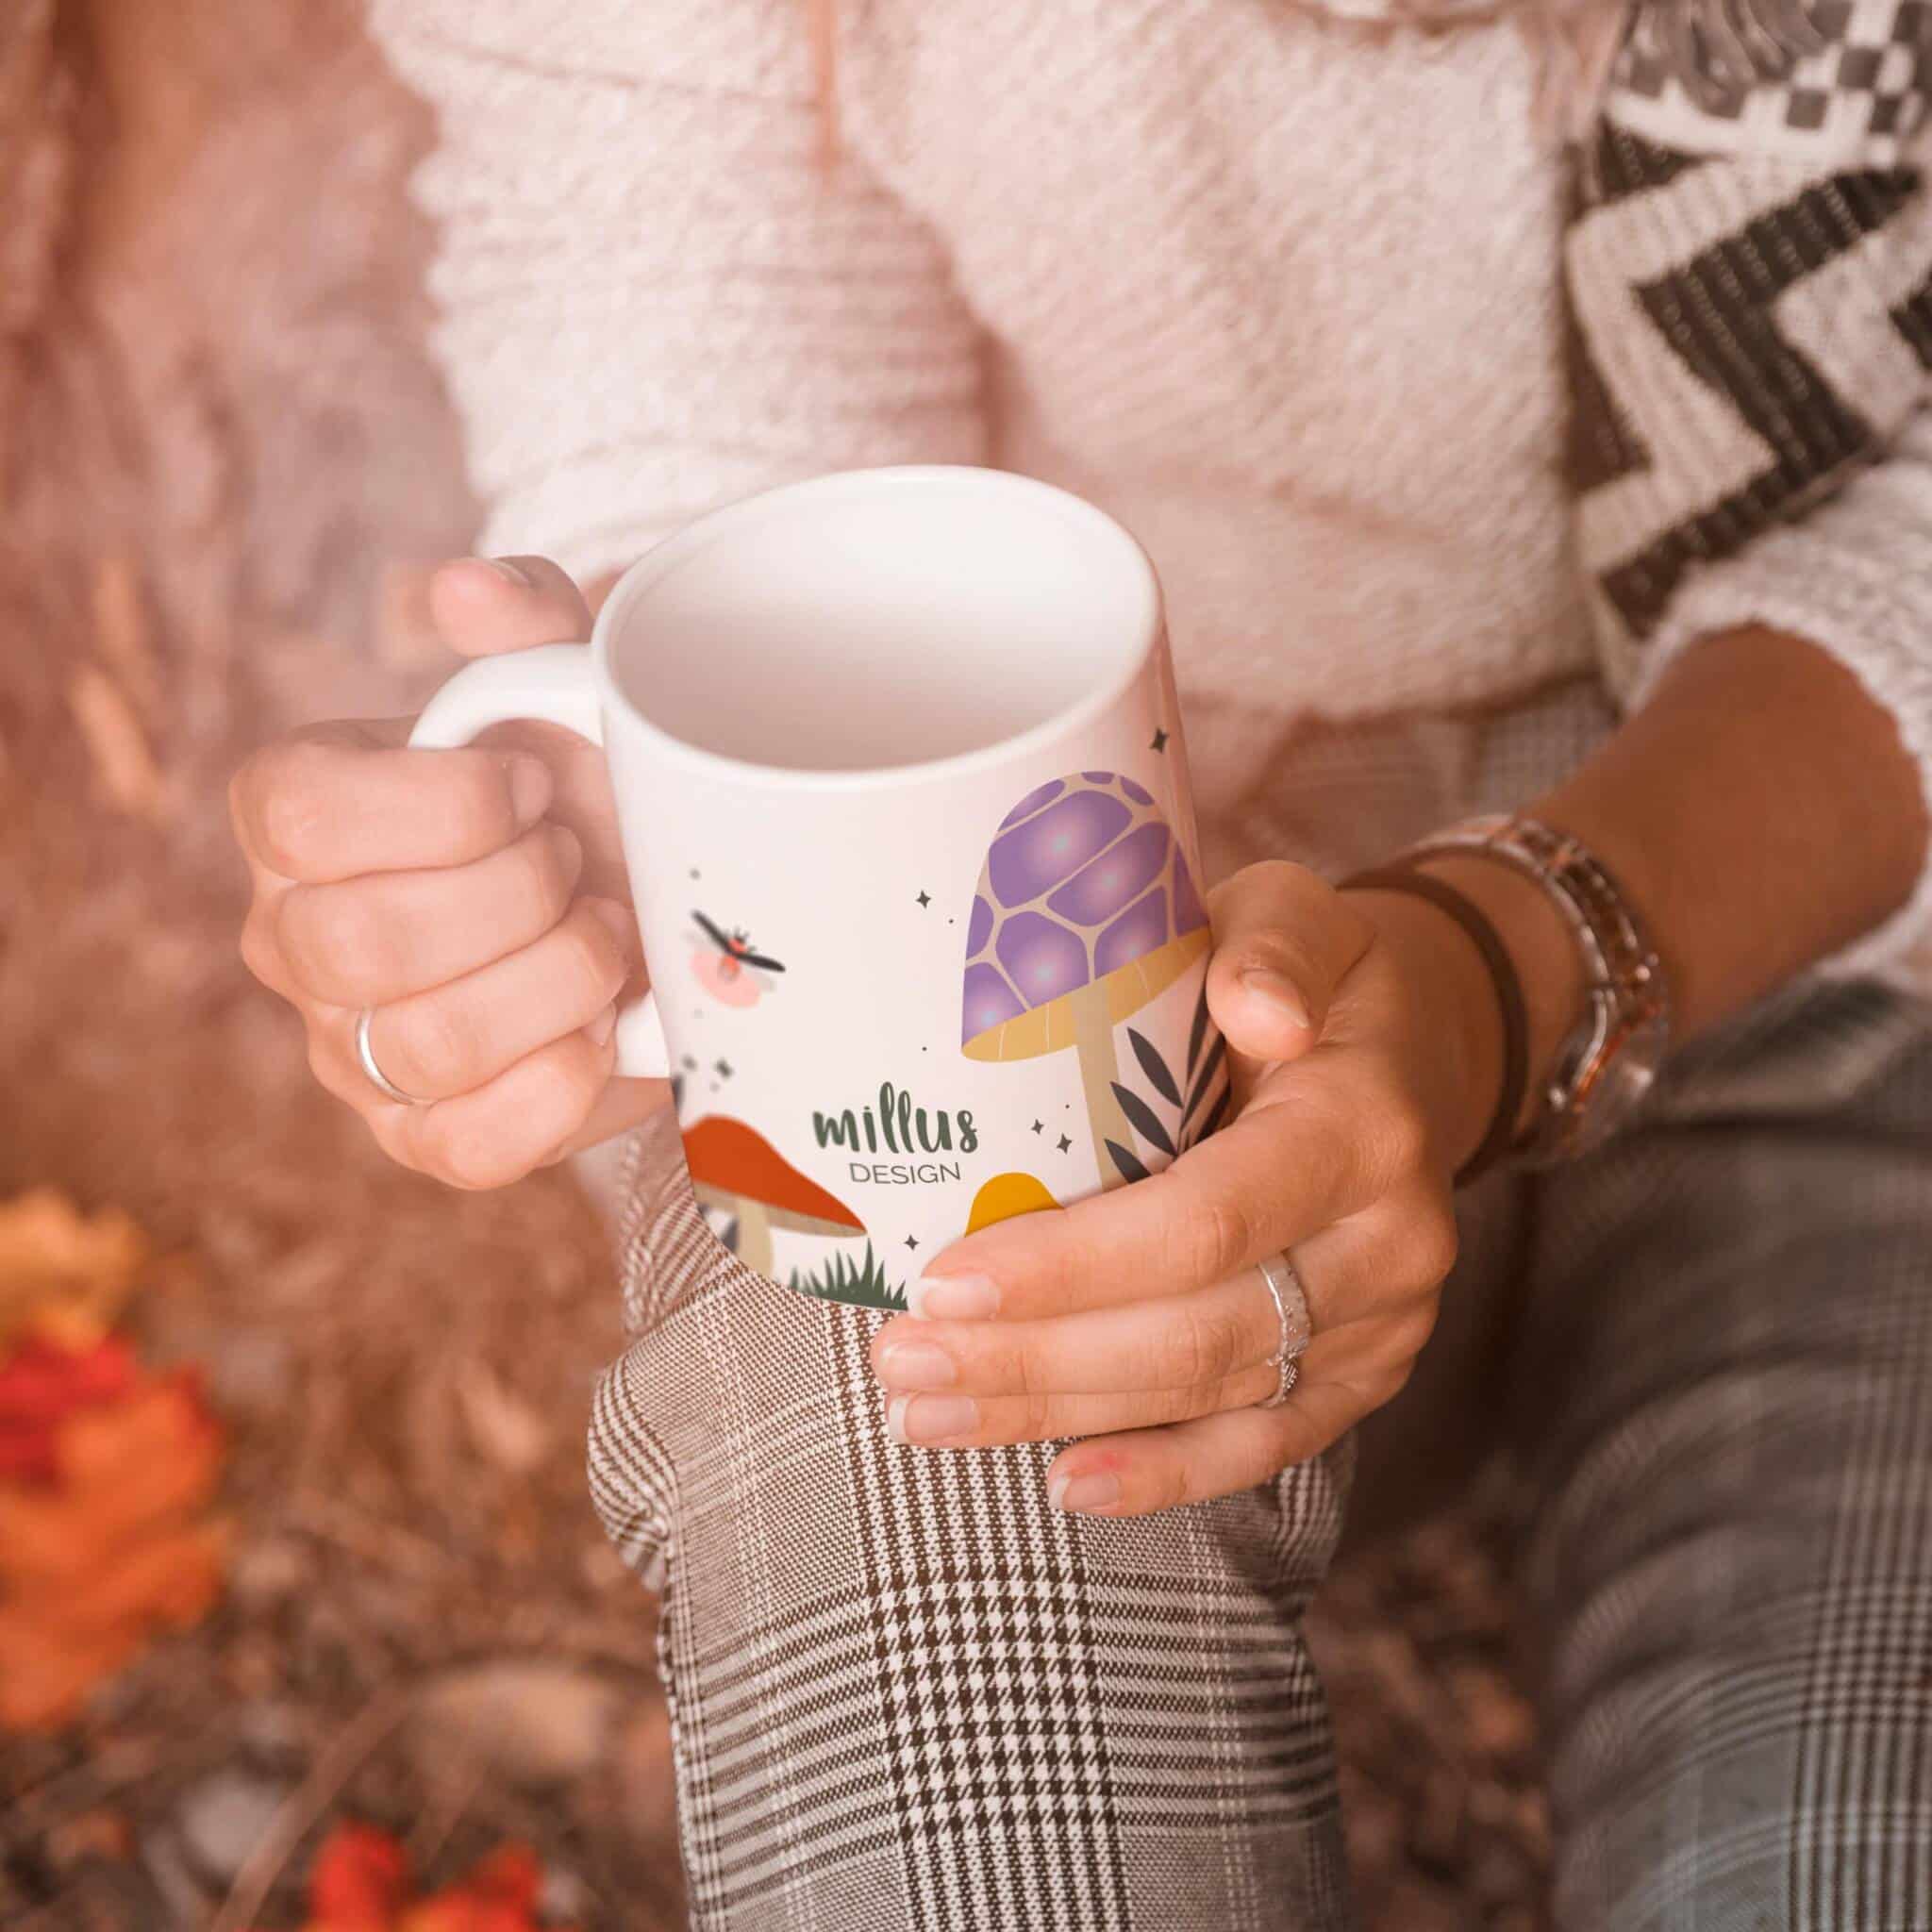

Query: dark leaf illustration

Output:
[1126, 1027, 1181, 1106]
[1111, 1081, 1176, 1158]
[1106, 1139, 1152, 1185]
[1182, 1033, 1227, 1124]
[1185, 982, 1211, 1078]
[1196, 1082, 1233, 1141]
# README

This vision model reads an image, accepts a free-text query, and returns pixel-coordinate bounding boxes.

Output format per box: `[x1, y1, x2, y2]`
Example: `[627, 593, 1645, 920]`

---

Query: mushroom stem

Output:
[1070, 978, 1137, 1191]
[733, 1197, 774, 1275]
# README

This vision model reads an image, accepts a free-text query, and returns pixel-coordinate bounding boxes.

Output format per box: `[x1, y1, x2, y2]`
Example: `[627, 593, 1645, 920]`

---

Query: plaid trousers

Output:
[589, 681, 1932, 1930]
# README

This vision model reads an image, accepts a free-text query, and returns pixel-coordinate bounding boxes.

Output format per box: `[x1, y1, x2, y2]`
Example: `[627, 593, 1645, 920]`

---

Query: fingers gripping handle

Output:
[408, 644, 669, 1080]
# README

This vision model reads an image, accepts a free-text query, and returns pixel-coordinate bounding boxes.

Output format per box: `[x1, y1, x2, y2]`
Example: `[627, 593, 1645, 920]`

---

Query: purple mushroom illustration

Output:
[962, 771, 1210, 1188]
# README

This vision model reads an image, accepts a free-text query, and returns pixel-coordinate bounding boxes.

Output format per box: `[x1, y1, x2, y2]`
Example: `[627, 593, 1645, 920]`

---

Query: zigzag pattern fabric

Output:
[1566, 0, 1932, 976]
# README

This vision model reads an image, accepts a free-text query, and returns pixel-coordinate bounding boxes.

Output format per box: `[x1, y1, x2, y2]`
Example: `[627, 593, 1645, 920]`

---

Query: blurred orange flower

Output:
[0, 1190, 147, 1350]
[261, 1823, 575, 1932]
[0, 1191, 228, 1731]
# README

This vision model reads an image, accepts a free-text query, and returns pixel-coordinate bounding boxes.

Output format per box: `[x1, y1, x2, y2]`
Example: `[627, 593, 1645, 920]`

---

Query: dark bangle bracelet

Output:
[1341, 864, 1530, 1189]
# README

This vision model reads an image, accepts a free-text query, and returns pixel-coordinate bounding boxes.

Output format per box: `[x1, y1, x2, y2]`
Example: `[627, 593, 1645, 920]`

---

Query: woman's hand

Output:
[229, 558, 666, 1188]
[869, 859, 1510, 1516]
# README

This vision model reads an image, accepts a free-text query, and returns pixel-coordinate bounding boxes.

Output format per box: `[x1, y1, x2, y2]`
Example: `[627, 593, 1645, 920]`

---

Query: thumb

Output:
[427, 555, 595, 660]
[1204, 860, 1374, 1064]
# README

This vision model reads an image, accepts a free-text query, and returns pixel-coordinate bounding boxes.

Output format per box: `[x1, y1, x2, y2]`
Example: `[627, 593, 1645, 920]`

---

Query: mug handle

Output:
[408, 643, 670, 1080]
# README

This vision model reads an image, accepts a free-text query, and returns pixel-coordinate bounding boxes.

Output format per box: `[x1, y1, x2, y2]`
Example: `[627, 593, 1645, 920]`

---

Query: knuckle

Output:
[1405, 1203, 1460, 1290]
[1171, 1298, 1249, 1391]
[1374, 1358, 1418, 1407]
[426, 1122, 522, 1192]
[1152, 1456, 1194, 1513]
[362, 1109, 415, 1174]
[226, 759, 258, 843]
[304, 1029, 361, 1108]
[558, 908, 625, 1001]
[303, 1032, 337, 1093]
[1008, 1338, 1048, 1403]
[238, 913, 279, 988]
[1019, 1391, 1059, 1441]
[387, 996, 479, 1097]
[1235, 858, 1321, 908]
[247, 741, 337, 876]
[525, 1037, 603, 1123]
[1366, 1301, 1439, 1375]
[1179, 1182, 1262, 1285]
[1371, 1084, 1430, 1182]
[446, 756, 518, 850]
[518, 826, 576, 927]
[1236, 929, 1312, 989]
[276, 884, 391, 1001]
[1390, 1302, 1441, 1363]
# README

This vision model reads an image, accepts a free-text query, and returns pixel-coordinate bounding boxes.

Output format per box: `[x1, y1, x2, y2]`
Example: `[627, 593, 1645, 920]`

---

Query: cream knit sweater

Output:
[371, 0, 1932, 984]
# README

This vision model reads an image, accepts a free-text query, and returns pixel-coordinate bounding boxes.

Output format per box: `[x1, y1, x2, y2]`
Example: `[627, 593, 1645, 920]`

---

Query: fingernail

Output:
[906, 1272, 999, 1321]
[1239, 967, 1310, 1030]
[484, 556, 534, 588]
[507, 756, 552, 828]
[585, 1004, 617, 1047]
[587, 898, 637, 949]
[875, 1340, 958, 1390]
[886, 1393, 978, 1444]
[1049, 1471, 1121, 1513]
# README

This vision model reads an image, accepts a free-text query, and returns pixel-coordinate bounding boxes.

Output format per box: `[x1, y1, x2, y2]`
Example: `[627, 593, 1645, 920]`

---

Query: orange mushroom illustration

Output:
[962, 771, 1210, 1188]
[681, 1115, 865, 1275]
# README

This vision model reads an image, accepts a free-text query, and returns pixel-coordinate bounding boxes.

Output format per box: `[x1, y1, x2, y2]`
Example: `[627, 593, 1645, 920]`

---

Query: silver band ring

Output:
[1256, 1250, 1312, 1410]
[355, 1007, 429, 1107]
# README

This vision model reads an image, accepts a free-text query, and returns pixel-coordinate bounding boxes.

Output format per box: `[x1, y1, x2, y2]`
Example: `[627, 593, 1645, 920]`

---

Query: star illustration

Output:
[1150, 726, 1169, 754]
[916, 890, 932, 908]
[714, 1058, 733, 1078]
[1057, 1133, 1073, 1153]
[904, 1234, 920, 1252]
[1030, 1119, 1044, 1134]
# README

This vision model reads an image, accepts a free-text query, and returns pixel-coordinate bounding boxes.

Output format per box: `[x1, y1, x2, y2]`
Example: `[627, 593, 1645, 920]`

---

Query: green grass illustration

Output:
[787, 1242, 907, 1311]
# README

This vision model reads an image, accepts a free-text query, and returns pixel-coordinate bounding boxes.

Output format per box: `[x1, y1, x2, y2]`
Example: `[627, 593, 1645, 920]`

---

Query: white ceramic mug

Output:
[411, 467, 1226, 1308]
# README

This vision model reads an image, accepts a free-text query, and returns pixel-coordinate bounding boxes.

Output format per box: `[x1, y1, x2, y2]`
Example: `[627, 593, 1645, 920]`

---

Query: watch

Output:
[1404, 815, 1673, 1164]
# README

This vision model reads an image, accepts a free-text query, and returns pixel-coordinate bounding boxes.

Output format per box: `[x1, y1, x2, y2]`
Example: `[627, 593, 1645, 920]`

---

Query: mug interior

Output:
[604, 470, 1159, 775]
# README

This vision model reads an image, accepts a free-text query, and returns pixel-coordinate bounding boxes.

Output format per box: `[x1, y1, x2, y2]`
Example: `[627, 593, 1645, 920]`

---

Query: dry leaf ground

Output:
[0, 5, 1549, 1925]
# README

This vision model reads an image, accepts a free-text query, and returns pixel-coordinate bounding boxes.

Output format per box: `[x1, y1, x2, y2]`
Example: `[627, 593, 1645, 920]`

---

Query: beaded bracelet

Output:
[1341, 865, 1530, 1189]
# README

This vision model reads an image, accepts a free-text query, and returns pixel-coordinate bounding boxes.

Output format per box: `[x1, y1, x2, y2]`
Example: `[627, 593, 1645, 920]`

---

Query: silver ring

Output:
[354, 1007, 429, 1107]
[1256, 1250, 1312, 1409]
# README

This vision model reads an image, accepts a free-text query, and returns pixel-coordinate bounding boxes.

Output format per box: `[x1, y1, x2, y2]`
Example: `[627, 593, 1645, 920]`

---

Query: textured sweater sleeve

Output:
[1565, 0, 1932, 985]
[365, 0, 987, 589]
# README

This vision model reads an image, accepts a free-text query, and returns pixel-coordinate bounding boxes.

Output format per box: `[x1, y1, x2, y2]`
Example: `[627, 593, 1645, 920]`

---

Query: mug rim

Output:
[587, 465, 1167, 792]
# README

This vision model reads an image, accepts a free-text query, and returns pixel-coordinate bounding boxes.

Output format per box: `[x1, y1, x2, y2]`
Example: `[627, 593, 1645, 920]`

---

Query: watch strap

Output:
[1399, 817, 1671, 1163]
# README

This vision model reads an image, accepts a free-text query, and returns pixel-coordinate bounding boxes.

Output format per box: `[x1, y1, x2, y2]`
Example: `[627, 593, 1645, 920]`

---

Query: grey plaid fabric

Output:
[1507, 982, 1932, 1929]
[589, 1108, 1356, 1930]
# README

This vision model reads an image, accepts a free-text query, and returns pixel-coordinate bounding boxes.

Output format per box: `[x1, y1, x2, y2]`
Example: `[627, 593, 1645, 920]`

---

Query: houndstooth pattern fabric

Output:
[589, 1108, 1355, 1930]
